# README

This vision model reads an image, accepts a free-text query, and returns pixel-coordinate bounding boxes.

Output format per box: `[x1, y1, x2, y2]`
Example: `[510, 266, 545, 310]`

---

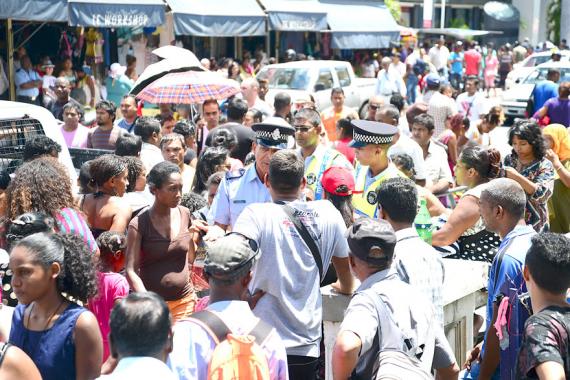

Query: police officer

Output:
[350, 120, 405, 218]
[294, 108, 353, 201]
[208, 116, 295, 231]
[15, 56, 41, 105]
[332, 217, 459, 380]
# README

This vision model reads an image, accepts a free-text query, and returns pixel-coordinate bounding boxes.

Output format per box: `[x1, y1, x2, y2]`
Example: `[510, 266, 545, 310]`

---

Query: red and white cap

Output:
[321, 166, 355, 196]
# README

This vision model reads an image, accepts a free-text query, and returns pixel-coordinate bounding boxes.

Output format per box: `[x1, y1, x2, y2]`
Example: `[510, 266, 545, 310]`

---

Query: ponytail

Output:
[460, 146, 502, 180]
[15, 232, 98, 303]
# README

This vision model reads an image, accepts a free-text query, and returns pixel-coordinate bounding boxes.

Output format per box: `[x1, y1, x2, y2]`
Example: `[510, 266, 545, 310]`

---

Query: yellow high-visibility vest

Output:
[352, 163, 406, 218]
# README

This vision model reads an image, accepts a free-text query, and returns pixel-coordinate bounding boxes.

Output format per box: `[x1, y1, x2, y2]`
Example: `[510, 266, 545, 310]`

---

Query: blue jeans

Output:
[449, 72, 463, 91]
[460, 362, 500, 380]
[406, 74, 418, 104]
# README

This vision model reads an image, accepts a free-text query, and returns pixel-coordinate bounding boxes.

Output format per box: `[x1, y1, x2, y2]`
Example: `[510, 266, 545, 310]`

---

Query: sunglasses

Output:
[369, 104, 381, 111]
[294, 125, 315, 133]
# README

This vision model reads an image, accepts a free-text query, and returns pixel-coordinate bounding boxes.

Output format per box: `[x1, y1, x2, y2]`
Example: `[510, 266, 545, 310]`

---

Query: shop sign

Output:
[280, 19, 317, 31]
[91, 12, 150, 27]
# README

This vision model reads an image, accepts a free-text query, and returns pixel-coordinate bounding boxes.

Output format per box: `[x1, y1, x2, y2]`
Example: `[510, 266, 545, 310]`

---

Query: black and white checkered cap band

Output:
[353, 131, 394, 144]
[255, 130, 288, 143]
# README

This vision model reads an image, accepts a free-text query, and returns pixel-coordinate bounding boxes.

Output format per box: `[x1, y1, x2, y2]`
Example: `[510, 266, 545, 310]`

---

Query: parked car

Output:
[500, 61, 570, 124]
[505, 50, 570, 89]
[257, 60, 376, 117]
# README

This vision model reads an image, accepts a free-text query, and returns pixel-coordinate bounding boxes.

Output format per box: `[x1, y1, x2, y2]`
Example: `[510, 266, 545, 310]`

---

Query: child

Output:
[88, 231, 130, 362]
[516, 233, 570, 379]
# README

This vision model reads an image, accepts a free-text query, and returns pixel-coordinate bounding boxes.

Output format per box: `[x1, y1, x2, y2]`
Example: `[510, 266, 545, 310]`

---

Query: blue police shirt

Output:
[207, 164, 271, 228]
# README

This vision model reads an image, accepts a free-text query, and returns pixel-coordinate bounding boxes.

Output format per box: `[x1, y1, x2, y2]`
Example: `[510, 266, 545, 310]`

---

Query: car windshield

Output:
[524, 67, 570, 84]
[257, 68, 310, 90]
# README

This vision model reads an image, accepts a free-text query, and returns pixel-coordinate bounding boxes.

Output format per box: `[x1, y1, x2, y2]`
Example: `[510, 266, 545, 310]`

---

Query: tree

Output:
[385, 0, 402, 23]
[547, 0, 561, 45]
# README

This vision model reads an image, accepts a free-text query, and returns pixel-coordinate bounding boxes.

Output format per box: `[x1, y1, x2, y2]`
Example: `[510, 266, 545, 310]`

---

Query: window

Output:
[0, 117, 45, 173]
[316, 69, 334, 90]
[257, 68, 310, 90]
[336, 67, 351, 87]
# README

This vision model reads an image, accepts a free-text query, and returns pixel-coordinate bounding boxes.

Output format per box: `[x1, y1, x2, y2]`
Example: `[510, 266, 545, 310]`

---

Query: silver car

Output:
[500, 61, 570, 124]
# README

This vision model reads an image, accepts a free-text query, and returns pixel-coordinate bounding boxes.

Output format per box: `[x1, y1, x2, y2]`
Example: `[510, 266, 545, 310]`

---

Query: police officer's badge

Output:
[366, 191, 377, 205]
[271, 128, 281, 141]
[306, 173, 317, 185]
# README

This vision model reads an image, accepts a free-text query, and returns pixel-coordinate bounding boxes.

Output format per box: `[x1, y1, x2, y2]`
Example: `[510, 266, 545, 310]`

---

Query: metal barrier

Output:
[434, 185, 468, 209]
[68, 147, 113, 170]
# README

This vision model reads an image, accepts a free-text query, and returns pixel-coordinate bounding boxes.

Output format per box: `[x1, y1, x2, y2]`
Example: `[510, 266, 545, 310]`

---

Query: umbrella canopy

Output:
[130, 47, 205, 95]
[135, 71, 240, 105]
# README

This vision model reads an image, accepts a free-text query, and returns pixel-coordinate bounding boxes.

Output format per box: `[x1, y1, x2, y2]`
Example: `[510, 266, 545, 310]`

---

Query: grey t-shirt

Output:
[233, 199, 348, 357]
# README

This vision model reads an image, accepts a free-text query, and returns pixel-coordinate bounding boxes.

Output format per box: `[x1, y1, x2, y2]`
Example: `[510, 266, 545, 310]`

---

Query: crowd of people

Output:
[1, 36, 570, 380]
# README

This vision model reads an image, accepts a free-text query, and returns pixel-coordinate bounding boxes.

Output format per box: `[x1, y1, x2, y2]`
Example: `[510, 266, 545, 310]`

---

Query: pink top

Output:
[484, 55, 499, 77]
[464, 49, 482, 76]
[333, 137, 355, 164]
[88, 272, 130, 361]
[60, 124, 90, 148]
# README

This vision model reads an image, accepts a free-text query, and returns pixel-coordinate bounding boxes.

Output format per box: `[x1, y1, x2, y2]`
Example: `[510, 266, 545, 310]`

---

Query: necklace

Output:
[26, 299, 66, 331]
[22, 300, 66, 359]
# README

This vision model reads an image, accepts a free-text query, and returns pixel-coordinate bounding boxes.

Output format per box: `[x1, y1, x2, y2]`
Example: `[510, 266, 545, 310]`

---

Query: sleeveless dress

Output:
[9, 303, 86, 380]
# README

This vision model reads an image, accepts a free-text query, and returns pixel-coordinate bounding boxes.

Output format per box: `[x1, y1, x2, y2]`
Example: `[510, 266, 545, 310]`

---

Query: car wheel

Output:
[359, 101, 369, 120]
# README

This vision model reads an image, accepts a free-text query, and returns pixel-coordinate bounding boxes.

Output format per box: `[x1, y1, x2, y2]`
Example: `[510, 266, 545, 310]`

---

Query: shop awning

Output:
[68, 0, 165, 28]
[259, 0, 327, 32]
[418, 28, 503, 39]
[318, 0, 401, 49]
[0, 0, 68, 22]
[166, 0, 266, 37]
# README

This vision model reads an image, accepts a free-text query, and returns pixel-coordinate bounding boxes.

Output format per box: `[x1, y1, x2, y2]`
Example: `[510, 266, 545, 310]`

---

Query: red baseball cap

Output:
[321, 166, 355, 196]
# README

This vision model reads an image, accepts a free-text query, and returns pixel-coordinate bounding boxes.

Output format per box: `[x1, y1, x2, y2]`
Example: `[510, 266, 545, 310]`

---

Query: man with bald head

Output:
[240, 78, 272, 118]
[46, 77, 82, 121]
[365, 96, 384, 121]
[377, 105, 426, 186]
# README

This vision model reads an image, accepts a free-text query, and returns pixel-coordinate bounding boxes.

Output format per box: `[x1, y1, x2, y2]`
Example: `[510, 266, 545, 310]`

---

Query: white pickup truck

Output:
[257, 60, 376, 117]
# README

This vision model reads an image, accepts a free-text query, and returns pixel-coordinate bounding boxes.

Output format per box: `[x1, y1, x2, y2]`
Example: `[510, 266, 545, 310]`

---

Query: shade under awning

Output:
[319, 0, 400, 49]
[68, 0, 165, 27]
[167, 0, 266, 37]
[0, 0, 68, 22]
[259, 0, 327, 32]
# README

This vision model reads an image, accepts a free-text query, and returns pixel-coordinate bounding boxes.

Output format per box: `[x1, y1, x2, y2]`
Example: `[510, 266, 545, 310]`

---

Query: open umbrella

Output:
[130, 47, 205, 95]
[135, 71, 240, 104]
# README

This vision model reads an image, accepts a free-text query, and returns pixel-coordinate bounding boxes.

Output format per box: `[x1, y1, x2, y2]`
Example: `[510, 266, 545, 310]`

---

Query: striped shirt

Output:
[87, 125, 124, 151]
[55, 208, 98, 254]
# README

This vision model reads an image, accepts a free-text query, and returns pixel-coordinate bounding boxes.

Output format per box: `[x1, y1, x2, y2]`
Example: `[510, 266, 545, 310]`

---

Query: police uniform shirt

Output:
[298, 144, 354, 200]
[339, 268, 455, 377]
[15, 68, 40, 98]
[207, 164, 271, 228]
[353, 163, 405, 218]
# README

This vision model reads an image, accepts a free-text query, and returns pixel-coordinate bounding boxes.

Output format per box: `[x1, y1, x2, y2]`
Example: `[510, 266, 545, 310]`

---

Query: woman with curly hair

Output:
[191, 146, 232, 195]
[80, 154, 132, 238]
[504, 120, 555, 232]
[9, 233, 102, 380]
[5, 158, 97, 254]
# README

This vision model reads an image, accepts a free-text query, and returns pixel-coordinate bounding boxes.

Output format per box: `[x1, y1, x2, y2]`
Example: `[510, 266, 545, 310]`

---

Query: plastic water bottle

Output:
[414, 197, 433, 245]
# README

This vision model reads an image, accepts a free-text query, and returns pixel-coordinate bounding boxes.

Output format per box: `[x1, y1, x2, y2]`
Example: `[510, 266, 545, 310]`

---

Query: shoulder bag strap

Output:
[189, 310, 231, 344]
[0, 342, 11, 368]
[281, 204, 323, 282]
[249, 318, 274, 347]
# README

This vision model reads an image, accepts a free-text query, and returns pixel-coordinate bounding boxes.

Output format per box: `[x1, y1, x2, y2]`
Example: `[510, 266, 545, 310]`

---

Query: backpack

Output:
[413, 59, 427, 76]
[352, 279, 434, 380]
[190, 310, 272, 380]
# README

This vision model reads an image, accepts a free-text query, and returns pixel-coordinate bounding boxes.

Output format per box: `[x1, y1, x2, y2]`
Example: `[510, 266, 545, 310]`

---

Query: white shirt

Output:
[388, 134, 427, 181]
[375, 69, 406, 99]
[428, 91, 457, 136]
[140, 142, 164, 172]
[424, 140, 453, 188]
[97, 357, 176, 380]
[428, 45, 450, 70]
[233, 199, 348, 357]
[456, 91, 487, 125]
[252, 97, 273, 119]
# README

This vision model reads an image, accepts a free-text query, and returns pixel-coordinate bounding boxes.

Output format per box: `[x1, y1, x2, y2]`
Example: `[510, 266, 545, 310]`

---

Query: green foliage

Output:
[385, 0, 402, 23]
[547, 0, 561, 45]
[449, 18, 469, 29]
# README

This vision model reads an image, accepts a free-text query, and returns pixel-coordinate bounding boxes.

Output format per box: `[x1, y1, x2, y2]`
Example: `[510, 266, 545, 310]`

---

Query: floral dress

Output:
[504, 154, 555, 232]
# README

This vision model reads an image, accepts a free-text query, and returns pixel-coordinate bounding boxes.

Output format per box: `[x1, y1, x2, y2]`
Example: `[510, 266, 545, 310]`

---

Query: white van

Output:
[0, 100, 77, 184]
